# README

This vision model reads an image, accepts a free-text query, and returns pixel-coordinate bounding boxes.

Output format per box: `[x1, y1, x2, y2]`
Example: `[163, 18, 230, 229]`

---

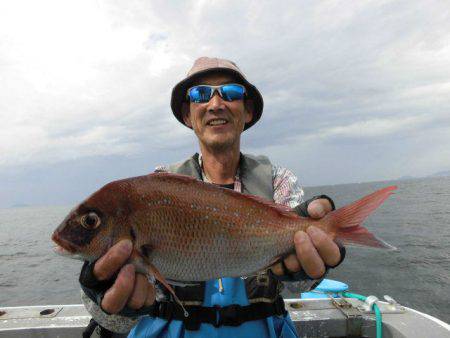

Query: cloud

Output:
[312, 115, 430, 139]
[1, 0, 450, 205]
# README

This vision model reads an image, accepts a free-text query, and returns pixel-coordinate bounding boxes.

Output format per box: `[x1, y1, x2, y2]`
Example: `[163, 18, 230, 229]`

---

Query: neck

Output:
[199, 143, 241, 185]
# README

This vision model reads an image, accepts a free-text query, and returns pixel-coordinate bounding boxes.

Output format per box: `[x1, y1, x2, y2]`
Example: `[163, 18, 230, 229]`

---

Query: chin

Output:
[205, 137, 236, 151]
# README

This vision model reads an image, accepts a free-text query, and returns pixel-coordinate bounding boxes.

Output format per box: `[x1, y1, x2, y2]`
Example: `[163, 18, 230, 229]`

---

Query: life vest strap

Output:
[148, 296, 287, 331]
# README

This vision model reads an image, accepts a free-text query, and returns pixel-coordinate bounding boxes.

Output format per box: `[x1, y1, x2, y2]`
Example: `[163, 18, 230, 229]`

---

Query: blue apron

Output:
[128, 277, 298, 338]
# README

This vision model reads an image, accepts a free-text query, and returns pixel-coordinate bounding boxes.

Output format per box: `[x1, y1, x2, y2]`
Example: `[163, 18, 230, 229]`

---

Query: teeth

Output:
[209, 119, 227, 126]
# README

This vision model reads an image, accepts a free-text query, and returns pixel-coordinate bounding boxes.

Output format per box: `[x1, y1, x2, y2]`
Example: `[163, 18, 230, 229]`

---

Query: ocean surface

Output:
[0, 176, 449, 324]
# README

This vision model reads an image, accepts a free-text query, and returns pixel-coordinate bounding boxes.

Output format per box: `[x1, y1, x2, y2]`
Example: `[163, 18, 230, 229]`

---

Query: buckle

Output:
[216, 304, 243, 327]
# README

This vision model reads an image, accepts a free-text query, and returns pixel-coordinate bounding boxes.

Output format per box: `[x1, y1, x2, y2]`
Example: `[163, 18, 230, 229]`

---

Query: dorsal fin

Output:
[239, 193, 301, 219]
[150, 172, 301, 219]
[150, 172, 200, 183]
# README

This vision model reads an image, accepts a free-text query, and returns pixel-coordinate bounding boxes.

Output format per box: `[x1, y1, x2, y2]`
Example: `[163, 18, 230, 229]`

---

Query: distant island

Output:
[429, 170, 450, 177]
[397, 175, 416, 181]
[10, 203, 31, 208]
[398, 170, 450, 181]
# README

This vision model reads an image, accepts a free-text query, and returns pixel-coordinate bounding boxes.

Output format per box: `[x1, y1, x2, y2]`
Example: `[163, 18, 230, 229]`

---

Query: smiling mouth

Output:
[207, 119, 228, 126]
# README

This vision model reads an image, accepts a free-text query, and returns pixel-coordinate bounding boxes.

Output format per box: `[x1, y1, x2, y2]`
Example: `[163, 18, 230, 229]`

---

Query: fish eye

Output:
[81, 212, 101, 230]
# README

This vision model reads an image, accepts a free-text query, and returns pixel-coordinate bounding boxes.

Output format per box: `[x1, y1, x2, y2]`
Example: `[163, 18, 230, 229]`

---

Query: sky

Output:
[1, 0, 450, 208]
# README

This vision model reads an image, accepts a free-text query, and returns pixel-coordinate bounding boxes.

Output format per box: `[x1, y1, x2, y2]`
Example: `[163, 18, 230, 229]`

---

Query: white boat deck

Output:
[0, 298, 449, 337]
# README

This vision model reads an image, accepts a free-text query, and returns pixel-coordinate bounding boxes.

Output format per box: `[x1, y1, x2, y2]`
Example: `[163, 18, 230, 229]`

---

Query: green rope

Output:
[341, 292, 383, 338]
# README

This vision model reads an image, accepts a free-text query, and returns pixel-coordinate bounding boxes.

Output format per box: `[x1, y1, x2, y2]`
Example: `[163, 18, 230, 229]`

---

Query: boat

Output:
[1, 279, 449, 337]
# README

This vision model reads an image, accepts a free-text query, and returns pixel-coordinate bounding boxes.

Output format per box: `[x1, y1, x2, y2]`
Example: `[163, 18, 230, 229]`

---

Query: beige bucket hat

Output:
[170, 57, 264, 130]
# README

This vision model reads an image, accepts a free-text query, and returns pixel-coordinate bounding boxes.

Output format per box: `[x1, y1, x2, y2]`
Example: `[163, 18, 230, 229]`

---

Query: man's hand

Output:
[270, 198, 342, 279]
[93, 240, 155, 314]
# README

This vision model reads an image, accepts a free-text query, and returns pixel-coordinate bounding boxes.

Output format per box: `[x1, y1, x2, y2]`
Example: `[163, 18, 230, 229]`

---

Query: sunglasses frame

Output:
[186, 83, 246, 103]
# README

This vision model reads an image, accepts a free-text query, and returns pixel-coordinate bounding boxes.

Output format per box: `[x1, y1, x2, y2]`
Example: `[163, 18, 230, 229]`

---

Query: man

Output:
[80, 57, 344, 337]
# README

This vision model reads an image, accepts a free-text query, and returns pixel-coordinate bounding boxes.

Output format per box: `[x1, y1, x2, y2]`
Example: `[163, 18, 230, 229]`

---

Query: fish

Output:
[52, 172, 396, 313]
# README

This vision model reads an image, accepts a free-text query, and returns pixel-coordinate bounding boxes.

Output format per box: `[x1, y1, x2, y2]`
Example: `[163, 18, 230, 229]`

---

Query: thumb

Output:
[307, 199, 330, 219]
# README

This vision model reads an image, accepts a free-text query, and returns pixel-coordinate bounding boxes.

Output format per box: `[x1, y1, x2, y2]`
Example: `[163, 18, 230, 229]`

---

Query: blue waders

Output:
[128, 277, 298, 338]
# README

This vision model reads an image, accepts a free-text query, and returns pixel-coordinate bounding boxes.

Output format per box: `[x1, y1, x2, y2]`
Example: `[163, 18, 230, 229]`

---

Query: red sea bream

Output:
[52, 173, 396, 283]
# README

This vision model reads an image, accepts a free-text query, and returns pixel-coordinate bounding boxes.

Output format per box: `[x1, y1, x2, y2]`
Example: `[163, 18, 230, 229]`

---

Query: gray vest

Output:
[167, 153, 274, 201]
[164, 153, 282, 305]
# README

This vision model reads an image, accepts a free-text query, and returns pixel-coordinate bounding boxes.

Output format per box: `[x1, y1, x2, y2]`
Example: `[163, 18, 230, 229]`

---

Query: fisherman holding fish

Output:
[55, 57, 360, 337]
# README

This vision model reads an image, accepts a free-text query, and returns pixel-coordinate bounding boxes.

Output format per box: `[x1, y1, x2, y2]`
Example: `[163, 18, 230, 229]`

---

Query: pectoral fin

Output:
[130, 248, 190, 317]
[146, 262, 189, 317]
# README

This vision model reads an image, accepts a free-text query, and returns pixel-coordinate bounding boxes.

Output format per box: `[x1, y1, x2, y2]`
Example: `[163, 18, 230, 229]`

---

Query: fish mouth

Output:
[51, 231, 80, 255]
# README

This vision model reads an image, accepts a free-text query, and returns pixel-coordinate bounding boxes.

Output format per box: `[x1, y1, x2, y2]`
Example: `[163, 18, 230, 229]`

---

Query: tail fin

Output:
[325, 186, 397, 250]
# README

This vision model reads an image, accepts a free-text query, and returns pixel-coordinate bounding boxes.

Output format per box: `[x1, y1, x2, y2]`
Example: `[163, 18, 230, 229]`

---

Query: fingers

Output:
[307, 199, 332, 219]
[294, 231, 325, 279]
[306, 226, 341, 267]
[101, 264, 135, 314]
[271, 226, 342, 280]
[269, 261, 284, 276]
[127, 273, 149, 309]
[270, 253, 299, 276]
[93, 239, 155, 313]
[94, 239, 133, 281]
[283, 253, 301, 272]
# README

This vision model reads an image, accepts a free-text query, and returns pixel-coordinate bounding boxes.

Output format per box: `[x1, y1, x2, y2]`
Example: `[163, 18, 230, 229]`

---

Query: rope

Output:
[341, 291, 383, 338]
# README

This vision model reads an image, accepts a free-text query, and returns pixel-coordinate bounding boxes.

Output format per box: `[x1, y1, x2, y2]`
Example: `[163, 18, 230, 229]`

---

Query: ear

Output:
[181, 102, 193, 128]
[244, 99, 254, 124]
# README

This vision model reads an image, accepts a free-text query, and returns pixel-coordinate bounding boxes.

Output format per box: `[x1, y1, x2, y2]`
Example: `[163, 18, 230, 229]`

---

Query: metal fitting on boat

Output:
[362, 295, 379, 312]
[383, 295, 405, 312]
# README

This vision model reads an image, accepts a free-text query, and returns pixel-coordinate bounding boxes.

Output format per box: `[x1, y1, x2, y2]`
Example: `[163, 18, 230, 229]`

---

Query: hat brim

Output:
[171, 67, 263, 131]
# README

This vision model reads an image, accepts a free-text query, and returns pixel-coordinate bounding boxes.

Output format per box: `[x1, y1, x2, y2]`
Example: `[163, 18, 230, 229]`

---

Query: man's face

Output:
[183, 73, 253, 151]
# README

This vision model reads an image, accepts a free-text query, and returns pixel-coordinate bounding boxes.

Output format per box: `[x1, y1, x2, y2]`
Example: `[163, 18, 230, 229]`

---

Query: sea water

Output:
[0, 176, 449, 323]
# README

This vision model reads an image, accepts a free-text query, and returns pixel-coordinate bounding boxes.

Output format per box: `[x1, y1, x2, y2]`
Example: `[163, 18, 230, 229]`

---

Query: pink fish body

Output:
[52, 173, 396, 282]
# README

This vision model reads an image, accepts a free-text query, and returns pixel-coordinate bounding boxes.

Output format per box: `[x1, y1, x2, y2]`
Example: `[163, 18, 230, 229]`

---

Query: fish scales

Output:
[52, 172, 396, 282]
[128, 174, 300, 280]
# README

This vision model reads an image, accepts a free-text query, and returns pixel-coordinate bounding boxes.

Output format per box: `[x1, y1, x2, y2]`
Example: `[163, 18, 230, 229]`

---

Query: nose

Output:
[206, 90, 225, 112]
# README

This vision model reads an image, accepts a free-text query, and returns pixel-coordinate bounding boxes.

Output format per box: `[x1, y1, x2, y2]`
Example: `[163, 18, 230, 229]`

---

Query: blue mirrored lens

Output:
[188, 86, 212, 103]
[220, 84, 245, 101]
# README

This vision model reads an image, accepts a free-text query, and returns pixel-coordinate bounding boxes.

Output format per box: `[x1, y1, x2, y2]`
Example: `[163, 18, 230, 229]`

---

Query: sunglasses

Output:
[186, 84, 246, 103]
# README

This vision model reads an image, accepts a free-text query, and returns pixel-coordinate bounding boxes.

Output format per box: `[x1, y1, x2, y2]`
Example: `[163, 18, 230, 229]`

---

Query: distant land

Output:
[429, 170, 450, 177]
[10, 203, 31, 208]
[6, 170, 450, 209]
[398, 170, 450, 181]
[397, 175, 416, 180]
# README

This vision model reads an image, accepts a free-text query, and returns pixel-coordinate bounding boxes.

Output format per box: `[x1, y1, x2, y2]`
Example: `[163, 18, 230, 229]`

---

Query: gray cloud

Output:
[1, 0, 449, 207]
